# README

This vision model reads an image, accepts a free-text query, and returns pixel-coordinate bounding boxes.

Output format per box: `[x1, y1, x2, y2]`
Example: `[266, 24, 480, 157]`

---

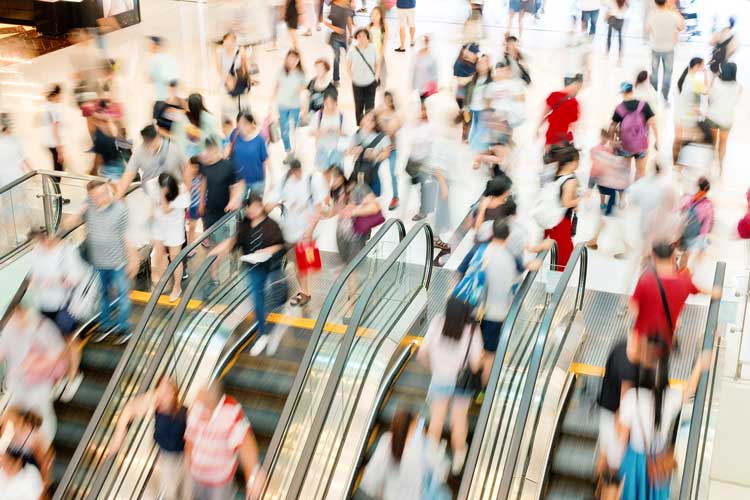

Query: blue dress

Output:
[619, 444, 670, 500]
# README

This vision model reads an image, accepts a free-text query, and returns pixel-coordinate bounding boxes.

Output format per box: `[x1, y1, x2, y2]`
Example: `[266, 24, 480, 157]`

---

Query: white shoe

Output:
[59, 373, 84, 403]
[451, 446, 468, 475]
[266, 331, 282, 357]
[250, 335, 269, 356]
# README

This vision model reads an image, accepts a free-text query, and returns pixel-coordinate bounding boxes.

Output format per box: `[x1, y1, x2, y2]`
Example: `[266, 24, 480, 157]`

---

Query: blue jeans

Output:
[278, 107, 300, 153]
[97, 266, 131, 332]
[468, 110, 487, 152]
[246, 267, 269, 337]
[330, 38, 347, 82]
[388, 148, 398, 199]
[102, 162, 125, 181]
[581, 9, 599, 35]
[650, 50, 674, 101]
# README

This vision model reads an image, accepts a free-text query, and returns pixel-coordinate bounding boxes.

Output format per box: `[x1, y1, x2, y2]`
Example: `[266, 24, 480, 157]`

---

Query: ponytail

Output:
[677, 57, 704, 93]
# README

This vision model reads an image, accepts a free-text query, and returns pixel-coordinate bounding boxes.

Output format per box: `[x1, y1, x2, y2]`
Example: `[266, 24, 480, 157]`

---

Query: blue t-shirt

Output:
[397, 0, 416, 8]
[230, 130, 268, 184]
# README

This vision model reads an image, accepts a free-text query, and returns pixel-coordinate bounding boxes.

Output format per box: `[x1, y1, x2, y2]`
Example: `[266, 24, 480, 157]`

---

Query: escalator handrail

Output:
[260, 218, 406, 475]
[83, 255, 217, 498]
[457, 244, 556, 499]
[678, 261, 725, 500]
[283, 222, 433, 499]
[496, 243, 588, 500]
[54, 207, 243, 499]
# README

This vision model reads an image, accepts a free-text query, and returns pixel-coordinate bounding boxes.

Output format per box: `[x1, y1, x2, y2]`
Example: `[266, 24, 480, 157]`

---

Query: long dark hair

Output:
[441, 297, 472, 341]
[638, 337, 670, 429]
[187, 93, 208, 128]
[471, 54, 491, 85]
[158, 172, 179, 203]
[677, 57, 703, 93]
[389, 409, 414, 463]
[616, 0, 627, 8]
[636, 70, 648, 85]
[283, 49, 304, 75]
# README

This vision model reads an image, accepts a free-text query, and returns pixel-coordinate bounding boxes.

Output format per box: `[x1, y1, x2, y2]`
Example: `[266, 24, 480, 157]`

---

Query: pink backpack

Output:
[616, 101, 648, 154]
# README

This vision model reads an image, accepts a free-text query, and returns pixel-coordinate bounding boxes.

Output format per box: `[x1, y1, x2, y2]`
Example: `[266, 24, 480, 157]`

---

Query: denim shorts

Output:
[480, 319, 503, 353]
[616, 148, 646, 160]
[427, 381, 473, 403]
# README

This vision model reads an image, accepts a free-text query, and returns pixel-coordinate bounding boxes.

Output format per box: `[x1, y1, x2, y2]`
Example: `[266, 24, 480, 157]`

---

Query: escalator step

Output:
[550, 435, 597, 481]
[80, 345, 124, 373]
[545, 474, 596, 500]
[224, 366, 295, 398]
[54, 420, 87, 452]
[560, 400, 599, 439]
[240, 404, 283, 438]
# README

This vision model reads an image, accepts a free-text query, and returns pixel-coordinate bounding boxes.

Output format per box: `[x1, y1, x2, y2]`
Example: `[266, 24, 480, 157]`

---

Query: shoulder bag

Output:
[652, 265, 675, 342]
[354, 46, 379, 86]
[633, 388, 677, 487]
[454, 322, 483, 397]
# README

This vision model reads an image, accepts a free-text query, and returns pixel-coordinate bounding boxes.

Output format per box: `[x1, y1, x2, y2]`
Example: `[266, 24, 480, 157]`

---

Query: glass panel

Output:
[296, 227, 430, 499]
[262, 221, 405, 499]
[0, 178, 47, 257]
[466, 253, 552, 500]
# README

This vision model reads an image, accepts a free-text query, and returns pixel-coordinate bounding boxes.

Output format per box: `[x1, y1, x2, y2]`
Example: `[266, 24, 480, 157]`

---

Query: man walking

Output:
[646, 0, 684, 103]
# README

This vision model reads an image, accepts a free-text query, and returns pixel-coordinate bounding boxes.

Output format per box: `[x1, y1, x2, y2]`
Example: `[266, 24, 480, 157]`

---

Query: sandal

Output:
[433, 238, 451, 252]
[290, 292, 311, 306]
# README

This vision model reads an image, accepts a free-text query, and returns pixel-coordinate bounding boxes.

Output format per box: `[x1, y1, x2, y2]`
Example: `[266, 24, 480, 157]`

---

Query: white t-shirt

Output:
[315, 111, 344, 153]
[276, 69, 306, 109]
[270, 172, 328, 243]
[676, 72, 707, 127]
[422, 315, 483, 387]
[707, 79, 740, 129]
[0, 313, 65, 387]
[579, 0, 600, 11]
[0, 464, 44, 500]
[468, 78, 491, 111]
[0, 135, 27, 186]
[487, 78, 526, 128]
[43, 103, 62, 148]
[648, 9, 683, 52]
[619, 387, 683, 453]
[29, 243, 82, 312]
[484, 243, 522, 322]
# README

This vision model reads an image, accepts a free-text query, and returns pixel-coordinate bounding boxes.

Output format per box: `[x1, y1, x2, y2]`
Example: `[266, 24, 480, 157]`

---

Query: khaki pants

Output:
[158, 451, 191, 500]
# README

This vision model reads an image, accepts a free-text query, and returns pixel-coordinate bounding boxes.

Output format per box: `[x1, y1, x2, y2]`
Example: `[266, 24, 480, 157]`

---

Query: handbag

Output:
[294, 240, 322, 275]
[352, 211, 385, 235]
[259, 117, 281, 145]
[350, 133, 385, 190]
[404, 159, 423, 181]
[422, 80, 438, 98]
[454, 323, 483, 396]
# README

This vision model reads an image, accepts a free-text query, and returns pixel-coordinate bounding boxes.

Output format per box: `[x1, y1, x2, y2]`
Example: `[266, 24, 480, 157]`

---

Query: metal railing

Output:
[281, 222, 433, 499]
[496, 244, 588, 500]
[53, 207, 243, 500]
[458, 244, 557, 499]
[678, 261, 726, 500]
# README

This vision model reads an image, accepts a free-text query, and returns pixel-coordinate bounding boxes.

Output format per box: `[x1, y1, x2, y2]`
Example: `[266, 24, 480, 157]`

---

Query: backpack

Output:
[452, 243, 488, 308]
[532, 174, 575, 229]
[616, 101, 648, 154]
[350, 132, 385, 191]
[228, 49, 251, 97]
[680, 200, 703, 245]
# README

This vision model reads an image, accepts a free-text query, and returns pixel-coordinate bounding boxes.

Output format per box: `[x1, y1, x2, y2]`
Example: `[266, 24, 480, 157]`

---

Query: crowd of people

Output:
[0, 0, 740, 499]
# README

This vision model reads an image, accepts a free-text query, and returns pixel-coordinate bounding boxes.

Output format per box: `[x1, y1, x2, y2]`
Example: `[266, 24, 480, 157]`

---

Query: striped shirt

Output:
[83, 200, 128, 269]
[185, 396, 250, 486]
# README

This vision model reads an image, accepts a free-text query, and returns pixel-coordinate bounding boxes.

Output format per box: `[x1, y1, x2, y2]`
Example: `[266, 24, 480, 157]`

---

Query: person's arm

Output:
[474, 197, 489, 230]
[560, 179, 580, 209]
[237, 430, 263, 499]
[676, 11, 686, 31]
[198, 176, 207, 217]
[375, 53, 382, 82]
[50, 110, 64, 164]
[538, 105, 552, 135]
[209, 236, 238, 257]
[108, 391, 156, 454]
[647, 117, 659, 149]
[435, 170, 449, 200]
[226, 180, 245, 212]
[346, 51, 353, 80]
[116, 169, 137, 200]
[684, 350, 712, 403]
[352, 193, 381, 217]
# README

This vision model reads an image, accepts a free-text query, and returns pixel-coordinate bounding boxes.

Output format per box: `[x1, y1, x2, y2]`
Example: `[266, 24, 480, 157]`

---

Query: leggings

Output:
[607, 18, 624, 56]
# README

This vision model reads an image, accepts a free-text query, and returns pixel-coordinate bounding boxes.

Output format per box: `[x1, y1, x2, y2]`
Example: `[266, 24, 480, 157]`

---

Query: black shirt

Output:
[93, 129, 124, 165]
[597, 340, 639, 412]
[198, 158, 238, 219]
[328, 4, 353, 43]
[153, 406, 187, 453]
[234, 216, 285, 271]
[612, 99, 655, 123]
[308, 79, 338, 112]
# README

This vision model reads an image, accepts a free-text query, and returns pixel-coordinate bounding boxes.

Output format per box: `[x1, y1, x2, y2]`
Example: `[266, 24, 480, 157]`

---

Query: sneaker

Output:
[266, 330, 282, 356]
[412, 213, 426, 222]
[388, 198, 399, 211]
[451, 446, 468, 475]
[59, 373, 84, 403]
[250, 335, 269, 356]
[394, 47, 406, 53]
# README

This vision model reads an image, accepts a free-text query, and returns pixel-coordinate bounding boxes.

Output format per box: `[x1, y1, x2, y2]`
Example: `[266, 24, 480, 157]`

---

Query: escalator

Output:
[350, 246, 554, 498]
[70, 219, 407, 499]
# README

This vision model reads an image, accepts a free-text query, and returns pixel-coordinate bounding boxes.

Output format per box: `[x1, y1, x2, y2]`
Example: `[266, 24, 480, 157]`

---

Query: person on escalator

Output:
[0, 407, 52, 486]
[629, 242, 721, 350]
[108, 376, 190, 500]
[618, 340, 712, 500]
[209, 193, 286, 357]
[184, 382, 263, 500]
[359, 409, 450, 500]
[0, 448, 44, 500]
[27, 229, 86, 403]
[417, 297, 482, 476]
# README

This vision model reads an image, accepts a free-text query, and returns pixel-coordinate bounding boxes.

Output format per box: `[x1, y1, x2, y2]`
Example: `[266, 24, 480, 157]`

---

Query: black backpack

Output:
[349, 133, 384, 190]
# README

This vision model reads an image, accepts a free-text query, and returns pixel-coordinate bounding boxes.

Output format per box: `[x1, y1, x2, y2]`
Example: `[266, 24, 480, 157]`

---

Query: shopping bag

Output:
[295, 240, 322, 275]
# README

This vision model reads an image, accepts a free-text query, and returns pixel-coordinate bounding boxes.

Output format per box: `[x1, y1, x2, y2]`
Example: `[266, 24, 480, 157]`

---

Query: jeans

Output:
[581, 9, 599, 35]
[607, 18, 624, 56]
[330, 37, 347, 82]
[650, 50, 674, 101]
[102, 162, 125, 181]
[468, 109, 485, 152]
[243, 181, 266, 202]
[388, 148, 398, 199]
[97, 266, 132, 332]
[353, 81, 377, 125]
[247, 267, 269, 336]
[278, 107, 300, 153]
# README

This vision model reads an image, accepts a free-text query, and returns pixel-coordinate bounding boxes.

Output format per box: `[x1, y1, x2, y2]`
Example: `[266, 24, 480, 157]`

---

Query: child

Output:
[587, 128, 631, 252]
[678, 176, 714, 270]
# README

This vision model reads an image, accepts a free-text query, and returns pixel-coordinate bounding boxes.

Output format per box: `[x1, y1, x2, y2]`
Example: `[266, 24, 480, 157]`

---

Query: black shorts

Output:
[480, 319, 503, 353]
[285, 0, 299, 29]
[41, 309, 76, 338]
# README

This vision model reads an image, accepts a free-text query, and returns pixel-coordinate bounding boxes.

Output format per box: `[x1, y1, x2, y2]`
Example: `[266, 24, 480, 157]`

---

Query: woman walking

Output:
[304, 59, 337, 121]
[674, 57, 708, 162]
[369, 6, 389, 95]
[463, 54, 492, 153]
[606, 0, 628, 64]
[347, 28, 380, 124]
[376, 92, 402, 210]
[706, 62, 740, 173]
[544, 149, 580, 269]
[273, 49, 306, 158]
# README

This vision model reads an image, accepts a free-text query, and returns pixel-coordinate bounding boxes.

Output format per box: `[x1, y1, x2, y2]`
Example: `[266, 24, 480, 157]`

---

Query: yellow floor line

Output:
[569, 362, 686, 387]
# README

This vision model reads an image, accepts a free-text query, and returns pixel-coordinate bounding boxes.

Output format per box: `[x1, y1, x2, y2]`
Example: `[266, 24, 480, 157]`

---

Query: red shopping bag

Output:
[295, 240, 322, 275]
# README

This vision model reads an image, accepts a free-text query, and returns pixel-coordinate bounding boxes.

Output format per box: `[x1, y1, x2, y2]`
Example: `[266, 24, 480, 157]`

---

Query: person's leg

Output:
[650, 51, 660, 92]
[152, 240, 166, 283]
[158, 451, 182, 500]
[408, 10, 416, 45]
[449, 396, 471, 459]
[427, 397, 450, 443]
[364, 82, 376, 115]
[388, 148, 399, 203]
[607, 23, 613, 53]
[331, 40, 342, 83]
[248, 268, 268, 336]
[290, 107, 300, 150]
[168, 245, 183, 300]
[398, 10, 406, 49]
[97, 268, 114, 329]
[112, 266, 132, 332]
[589, 9, 599, 35]
[278, 108, 292, 152]
[662, 51, 674, 101]
[518, 10, 525, 37]
[718, 128, 729, 171]
[617, 20, 624, 60]
[353, 84, 365, 124]
[635, 154, 647, 179]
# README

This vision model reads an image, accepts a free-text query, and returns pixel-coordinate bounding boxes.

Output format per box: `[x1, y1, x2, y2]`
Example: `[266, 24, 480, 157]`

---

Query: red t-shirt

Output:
[631, 271, 700, 346]
[545, 91, 580, 146]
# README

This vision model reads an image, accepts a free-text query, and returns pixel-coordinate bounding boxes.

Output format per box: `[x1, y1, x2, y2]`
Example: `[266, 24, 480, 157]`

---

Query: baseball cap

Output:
[620, 82, 633, 93]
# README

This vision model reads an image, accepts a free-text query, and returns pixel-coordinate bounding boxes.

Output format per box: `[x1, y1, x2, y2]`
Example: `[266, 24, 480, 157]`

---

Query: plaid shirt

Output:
[185, 396, 250, 486]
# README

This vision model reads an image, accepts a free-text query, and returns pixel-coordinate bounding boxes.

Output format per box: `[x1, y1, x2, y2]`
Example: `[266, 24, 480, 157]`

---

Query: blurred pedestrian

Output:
[0, 408, 51, 485]
[706, 62, 740, 173]
[88, 101, 127, 181]
[0, 113, 33, 188]
[394, 0, 417, 52]
[43, 84, 65, 172]
[673, 57, 708, 162]
[284, 0, 303, 51]
[325, 0, 354, 86]
[0, 449, 44, 500]
[464, 54, 492, 153]
[610, 81, 657, 179]
[216, 33, 251, 118]
[369, 6, 389, 92]
[147, 36, 180, 108]
[543, 149, 579, 269]
[677, 177, 713, 271]
[226, 112, 270, 197]
[347, 111, 390, 196]
[304, 59, 337, 121]
[376, 92, 402, 210]
[645, 0, 684, 103]
[539, 76, 582, 150]
[273, 50, 306, 158]
[348, 28, 380, 124]
[412, 35, 438, 100]
[312, 92, 346, 171]
[605, 0, 628, 64]
[580, 0, 600, 35]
